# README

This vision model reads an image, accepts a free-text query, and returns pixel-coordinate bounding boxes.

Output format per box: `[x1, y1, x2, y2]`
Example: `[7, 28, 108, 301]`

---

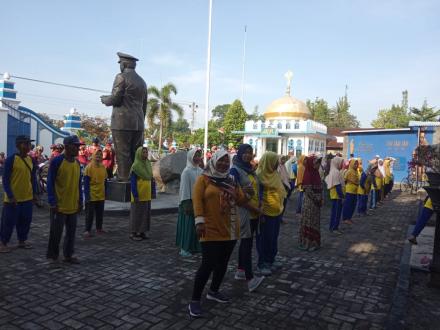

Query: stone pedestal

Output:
[106, 181, 131, 203]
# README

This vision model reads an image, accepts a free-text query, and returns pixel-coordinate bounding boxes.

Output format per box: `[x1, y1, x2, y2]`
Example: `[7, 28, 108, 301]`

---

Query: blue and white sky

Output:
[3, 0, 440, 127]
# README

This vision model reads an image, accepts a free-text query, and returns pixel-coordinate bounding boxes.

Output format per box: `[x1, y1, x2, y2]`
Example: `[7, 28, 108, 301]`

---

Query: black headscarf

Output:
[233, 144, 254, 174]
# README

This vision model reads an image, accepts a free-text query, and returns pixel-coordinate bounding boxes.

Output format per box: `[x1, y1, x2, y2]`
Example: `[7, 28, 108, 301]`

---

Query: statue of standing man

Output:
[101, 52, 147, 182]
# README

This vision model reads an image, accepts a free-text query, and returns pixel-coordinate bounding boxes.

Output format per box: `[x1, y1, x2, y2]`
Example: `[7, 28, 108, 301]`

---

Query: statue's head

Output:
[117, 52, 138, 72]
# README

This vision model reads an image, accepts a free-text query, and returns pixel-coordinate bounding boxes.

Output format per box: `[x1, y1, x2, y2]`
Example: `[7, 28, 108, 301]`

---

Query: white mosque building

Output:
[241, 71, 327, 158]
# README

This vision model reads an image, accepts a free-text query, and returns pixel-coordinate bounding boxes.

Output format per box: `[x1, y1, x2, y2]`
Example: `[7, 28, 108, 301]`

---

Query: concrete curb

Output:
[386, 226, 413, 330]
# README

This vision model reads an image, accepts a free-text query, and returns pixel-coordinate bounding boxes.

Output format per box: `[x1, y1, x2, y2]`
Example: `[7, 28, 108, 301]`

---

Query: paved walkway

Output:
[0, 192, 423, 329]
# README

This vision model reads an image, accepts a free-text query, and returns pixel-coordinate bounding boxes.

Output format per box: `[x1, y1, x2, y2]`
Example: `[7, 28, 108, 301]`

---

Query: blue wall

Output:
[346, 129, 434, 182]
[7, 114, 30, 156]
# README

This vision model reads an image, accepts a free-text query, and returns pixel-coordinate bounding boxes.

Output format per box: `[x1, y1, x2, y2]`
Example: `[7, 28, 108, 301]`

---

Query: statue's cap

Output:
[117, 52, 139, 63]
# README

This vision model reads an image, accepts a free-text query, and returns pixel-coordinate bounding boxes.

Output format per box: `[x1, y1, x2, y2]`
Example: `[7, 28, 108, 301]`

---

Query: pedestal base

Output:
[106, 181, 131, 203]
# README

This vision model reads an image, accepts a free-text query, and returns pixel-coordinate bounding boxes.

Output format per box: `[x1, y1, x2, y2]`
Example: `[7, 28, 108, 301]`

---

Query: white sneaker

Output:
[234, 269, 246, 281]
[248, 276, 265, 292]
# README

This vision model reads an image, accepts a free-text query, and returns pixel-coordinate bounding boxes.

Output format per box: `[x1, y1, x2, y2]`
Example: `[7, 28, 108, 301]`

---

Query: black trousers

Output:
[111, 129, 143, 181]
[238, 218, 259, 280]
[85, 201, 105, 232]
[191, 240, 236, 301]
[47, 211, 77, 259]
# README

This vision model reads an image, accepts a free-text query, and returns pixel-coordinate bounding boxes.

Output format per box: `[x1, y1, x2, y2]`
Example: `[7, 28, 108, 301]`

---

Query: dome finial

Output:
[284, 70, 293, 95]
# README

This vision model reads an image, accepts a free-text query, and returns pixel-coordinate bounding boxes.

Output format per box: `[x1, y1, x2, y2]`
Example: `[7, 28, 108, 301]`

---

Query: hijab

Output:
[256, 151, 287, 199]
[130, 146, 153, 180]
[345, 158, 360, 185]
[203, 149, 231, 184]
[278, 155, 290, 188]
[233, 144, 254, 173]
[285, 156, 297, 177]
[378, 159, 386, 177]
[384, 159, 391, 177]
[186, 148, 201, 169]
[296, 155, 306, 186]
[179, 148, 203, 202]
[302, 156, 322, 190]
[325, 156, 344, 189]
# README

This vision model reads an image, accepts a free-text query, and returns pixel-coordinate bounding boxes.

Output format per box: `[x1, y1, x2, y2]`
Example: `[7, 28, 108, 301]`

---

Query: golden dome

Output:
[264, 94, 311, 120]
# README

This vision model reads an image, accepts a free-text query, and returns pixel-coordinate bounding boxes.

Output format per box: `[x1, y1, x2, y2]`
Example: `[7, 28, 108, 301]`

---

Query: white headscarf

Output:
[179, 148, 203, 202]
[378, 159, 386, 177]
[325, 156, 344, 189]
[203, 149, 230, 179]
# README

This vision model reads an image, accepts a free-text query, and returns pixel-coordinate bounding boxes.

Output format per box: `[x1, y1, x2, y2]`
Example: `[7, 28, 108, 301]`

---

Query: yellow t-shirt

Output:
[262, 187, 284, 217]
[84, 165, 107, 201]
[357, 184, 366, 195]
[131, 178, 152, 202]
[248, 174, 259, 219]
[346, 183, 358, 194]
[56, 159, 81, 214]
[425, 198, 433, 210]
[329, 186, 342, 200]
[290, 171, 296, 180]
[375, 177, 383, 189]
[3, 155, 33, 203]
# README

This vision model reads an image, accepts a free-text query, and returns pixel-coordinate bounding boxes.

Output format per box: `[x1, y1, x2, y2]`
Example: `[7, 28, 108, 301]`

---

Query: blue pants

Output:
[357, 195, 368, 214]
[329, 199, 342, 230]
[296, 191, 304, 214]
[412, 207, 434, 237]
[342, 193, 357, 221]
[0, 201, 33, 244]
[256, 215, 281, 267]
[369, 190, 377, 209]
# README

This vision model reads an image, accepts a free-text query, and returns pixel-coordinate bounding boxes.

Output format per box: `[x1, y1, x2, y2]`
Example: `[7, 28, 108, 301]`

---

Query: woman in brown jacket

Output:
[188, 150, 247, 318]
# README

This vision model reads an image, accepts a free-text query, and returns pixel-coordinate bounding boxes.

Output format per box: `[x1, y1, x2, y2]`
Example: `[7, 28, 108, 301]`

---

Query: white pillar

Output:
[277, 138, 282, 154]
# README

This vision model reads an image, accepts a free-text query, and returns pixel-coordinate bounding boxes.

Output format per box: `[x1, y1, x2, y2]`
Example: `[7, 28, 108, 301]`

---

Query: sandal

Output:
[130, 234, 142, 241]
[0, 245, 11, 253]
[408, 237, 418, 245]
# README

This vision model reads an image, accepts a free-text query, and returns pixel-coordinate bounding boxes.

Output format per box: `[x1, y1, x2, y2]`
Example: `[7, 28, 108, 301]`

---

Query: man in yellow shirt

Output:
[46, 135, 83, 264]
[0, 136, 38, 253]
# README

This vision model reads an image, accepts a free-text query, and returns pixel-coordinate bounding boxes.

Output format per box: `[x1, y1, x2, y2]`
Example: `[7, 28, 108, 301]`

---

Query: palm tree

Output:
[410, 100, 440, 122]
[146, 83, 184, 156]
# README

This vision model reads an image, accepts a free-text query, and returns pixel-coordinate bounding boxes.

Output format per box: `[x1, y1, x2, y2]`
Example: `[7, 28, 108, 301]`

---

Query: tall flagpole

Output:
[203, 0, 213, 164]
[240, 25, 247, 103]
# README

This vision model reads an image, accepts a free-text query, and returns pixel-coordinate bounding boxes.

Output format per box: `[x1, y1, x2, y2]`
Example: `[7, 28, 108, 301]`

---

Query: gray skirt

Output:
[130, 201, 151, 233]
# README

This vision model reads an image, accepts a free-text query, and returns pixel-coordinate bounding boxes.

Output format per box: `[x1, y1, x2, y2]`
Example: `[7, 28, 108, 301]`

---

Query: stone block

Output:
[106, 181, 131, 202]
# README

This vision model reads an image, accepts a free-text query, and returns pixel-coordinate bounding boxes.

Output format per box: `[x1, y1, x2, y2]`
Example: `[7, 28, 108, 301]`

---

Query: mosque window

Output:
[253, 122, 258, 129]
[286, 122, 291, 129]
[261, 123, 266, 129]
[294, 120, 300, 129]
[277, 122, 282, 129]
[297, 139, 302, 146]
[269, 120, 274, 128]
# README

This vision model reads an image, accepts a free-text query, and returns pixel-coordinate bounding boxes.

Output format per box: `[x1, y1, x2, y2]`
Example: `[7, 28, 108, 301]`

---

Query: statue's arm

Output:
[101, 74, 125, 107]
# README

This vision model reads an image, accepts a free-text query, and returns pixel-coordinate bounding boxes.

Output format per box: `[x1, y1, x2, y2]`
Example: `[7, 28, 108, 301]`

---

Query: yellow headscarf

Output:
[256, 151, 287, 199]
[344, 158, 360, 185]
[357, 158, 363, 175]
[296, 155, 306, 186]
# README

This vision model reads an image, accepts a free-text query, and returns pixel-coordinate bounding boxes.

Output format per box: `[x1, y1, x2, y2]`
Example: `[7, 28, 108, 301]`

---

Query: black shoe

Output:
[206, 290, 230, 303]
[188, 301, 202, 318]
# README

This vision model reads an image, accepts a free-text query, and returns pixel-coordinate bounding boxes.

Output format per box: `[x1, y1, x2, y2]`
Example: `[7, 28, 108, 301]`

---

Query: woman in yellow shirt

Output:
[83, 149, 107, 238]
[189, 150, 247, 318]
[129, 146, 154, 241]
[255, 152, 287, 276]
[342, 159, 359, 225]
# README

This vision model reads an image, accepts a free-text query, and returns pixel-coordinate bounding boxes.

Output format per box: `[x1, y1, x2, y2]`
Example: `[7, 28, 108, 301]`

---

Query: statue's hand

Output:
[101, 95, 110, 105]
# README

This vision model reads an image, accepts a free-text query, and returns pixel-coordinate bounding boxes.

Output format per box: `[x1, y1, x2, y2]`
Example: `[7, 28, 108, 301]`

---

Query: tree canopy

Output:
[410, 100, 440, 121]
[223, 99, 248, 146]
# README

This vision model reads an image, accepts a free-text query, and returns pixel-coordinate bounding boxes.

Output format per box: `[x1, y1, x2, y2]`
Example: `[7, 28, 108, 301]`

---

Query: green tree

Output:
[170, 118, 191, 146]
[223, 99, 248, 146]
[80, 114, 111, 142]
[247, 105, 265, 121]
[211, 104, 230, 124]
[38, 113, 64, 128]
[189, 120, 224, 147]
[307, 98, 331, 126]
[371, 105, 410, 128]
[329, 94, 360, 128]
[146, 83, 184, 155]
[410, 100, 440, 121]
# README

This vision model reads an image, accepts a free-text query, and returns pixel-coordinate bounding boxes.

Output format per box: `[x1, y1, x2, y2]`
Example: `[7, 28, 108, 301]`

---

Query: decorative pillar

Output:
[277, 138, 282, 154]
